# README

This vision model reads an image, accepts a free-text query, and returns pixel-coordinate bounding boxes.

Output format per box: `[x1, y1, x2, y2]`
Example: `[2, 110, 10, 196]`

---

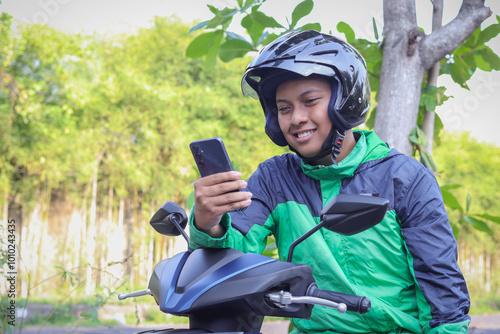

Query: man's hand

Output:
[193, 171, 252, 237]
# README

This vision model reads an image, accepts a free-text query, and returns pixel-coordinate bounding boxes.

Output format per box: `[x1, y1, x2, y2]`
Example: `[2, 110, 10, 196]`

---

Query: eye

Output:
[277, 105, 291, 115]
[305, 97, 320, 105]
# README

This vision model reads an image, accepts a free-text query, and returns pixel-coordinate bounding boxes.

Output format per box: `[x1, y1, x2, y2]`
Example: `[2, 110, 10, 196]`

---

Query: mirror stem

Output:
[287, 222, 324, 262]
[169, 213, 190, 243]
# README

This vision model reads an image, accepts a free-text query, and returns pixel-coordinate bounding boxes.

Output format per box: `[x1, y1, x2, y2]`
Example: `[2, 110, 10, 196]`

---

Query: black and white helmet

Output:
[241, 30, 371, 162]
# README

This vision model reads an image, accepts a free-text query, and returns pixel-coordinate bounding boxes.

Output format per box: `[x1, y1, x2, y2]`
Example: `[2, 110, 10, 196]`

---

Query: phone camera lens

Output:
[198, 161, 205, 168]
[191, 145, 199, 153]
[195, 153, 202, 160]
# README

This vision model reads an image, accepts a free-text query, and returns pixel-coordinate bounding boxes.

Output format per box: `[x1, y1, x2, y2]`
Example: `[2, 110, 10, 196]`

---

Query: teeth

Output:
[297, 130, 314, 138]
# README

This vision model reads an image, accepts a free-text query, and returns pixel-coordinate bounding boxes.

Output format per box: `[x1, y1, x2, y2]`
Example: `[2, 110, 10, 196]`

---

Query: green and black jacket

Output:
[190, 130, 470, 334]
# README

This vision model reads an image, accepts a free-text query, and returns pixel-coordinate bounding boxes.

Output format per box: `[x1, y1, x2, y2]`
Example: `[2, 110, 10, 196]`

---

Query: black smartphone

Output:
[190, 137, 235, 177]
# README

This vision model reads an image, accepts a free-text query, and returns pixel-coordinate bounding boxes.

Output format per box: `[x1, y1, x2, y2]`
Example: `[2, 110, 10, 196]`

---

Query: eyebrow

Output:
[276, 88, 323, 104]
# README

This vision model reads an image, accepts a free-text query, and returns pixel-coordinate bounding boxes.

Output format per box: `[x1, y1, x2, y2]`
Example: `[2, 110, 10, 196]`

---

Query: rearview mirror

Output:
[321, 194, 389, 235]
[287, 194, 389, 262]
[150, 202, 188, 237]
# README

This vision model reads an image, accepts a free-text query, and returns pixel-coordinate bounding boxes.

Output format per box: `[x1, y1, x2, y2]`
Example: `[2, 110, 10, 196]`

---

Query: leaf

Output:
[465, 193, 471, 213]
[300, 23, 321, 32]
[337, 21, 355, 43]
[188, 20, 209, 34]
[441, 188, 464, 212]
[463, 27, 481, 48]
[218, 38, 254, 62]
[450, 223, 459, 238]
[420, 86, 439, 111]
[373, 17, 380, 41]
[479, 46, 500, 70]
[476, 22, 500, 45]
[440, 184, 462, 191]
[206, 7, 238, 29]
[463, 216, 493, 235]
[241, 14, 262, 46]
[449, 55, 472, 89]
[408, 127, 419, 145]
[291, 0, 313, 29]
[207, 4, 219, 15]
[433, 112, 444, 145]
[420, 85, 449, 112]
[252, 10, 283, 28]
[243, 0, 257, 7]
[186, 31, 222, 59]
[473, 213, 500, 225]
[474, 51, 492, 71]
[205, 30, 223, 69]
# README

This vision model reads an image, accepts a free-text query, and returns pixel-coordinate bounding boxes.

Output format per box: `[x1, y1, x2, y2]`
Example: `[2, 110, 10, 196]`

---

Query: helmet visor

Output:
[242, 61, 336, 99]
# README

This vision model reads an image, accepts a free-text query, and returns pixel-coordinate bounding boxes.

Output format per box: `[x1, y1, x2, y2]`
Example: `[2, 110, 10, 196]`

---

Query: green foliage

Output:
[441, 15, 500, 89]
[408, 127, 439, 173]
[434, 132, 500, 238]
[419, 86, 450, 112]
[186, 0, 321, 70]
[470, 295, 500, 315]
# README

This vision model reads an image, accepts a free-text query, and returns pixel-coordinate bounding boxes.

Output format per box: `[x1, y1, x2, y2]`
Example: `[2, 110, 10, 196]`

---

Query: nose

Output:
[290, 106, 308, 126]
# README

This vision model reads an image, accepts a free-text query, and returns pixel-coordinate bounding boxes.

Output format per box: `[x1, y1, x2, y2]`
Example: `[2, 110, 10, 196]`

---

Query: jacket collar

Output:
[301, 130, 391, 180]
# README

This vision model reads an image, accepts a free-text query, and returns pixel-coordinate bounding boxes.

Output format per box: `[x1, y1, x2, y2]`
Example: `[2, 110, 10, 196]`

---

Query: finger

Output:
[198, 171, 243, 186]
[206, 179, 248, 197]
[211, 189, 252, 207]
[194, 175, 247, 197]
[212, 192, 253, 212]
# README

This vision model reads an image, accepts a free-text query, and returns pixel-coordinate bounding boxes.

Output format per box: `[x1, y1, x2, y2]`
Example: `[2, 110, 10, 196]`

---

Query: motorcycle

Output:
[118, 194, 389, 334]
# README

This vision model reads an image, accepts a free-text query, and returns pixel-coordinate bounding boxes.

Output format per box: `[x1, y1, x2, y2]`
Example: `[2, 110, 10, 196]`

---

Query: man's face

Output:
[276, 77, 332, 160]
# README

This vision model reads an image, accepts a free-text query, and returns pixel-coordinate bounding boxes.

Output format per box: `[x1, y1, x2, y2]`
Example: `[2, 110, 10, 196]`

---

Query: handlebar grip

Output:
[307, 284, 371, 314]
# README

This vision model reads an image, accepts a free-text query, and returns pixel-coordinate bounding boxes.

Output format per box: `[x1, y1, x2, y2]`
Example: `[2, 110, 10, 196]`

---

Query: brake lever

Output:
[267, 291, 347, 313]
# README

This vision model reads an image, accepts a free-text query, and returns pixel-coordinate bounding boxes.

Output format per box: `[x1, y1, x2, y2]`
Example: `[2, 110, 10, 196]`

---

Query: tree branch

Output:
[421, 0, 443, 155]
[420, 0, 492, 70]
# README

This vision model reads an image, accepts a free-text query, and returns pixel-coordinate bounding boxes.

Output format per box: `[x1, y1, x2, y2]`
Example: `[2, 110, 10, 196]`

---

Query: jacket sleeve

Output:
[396, 165, 470, 333]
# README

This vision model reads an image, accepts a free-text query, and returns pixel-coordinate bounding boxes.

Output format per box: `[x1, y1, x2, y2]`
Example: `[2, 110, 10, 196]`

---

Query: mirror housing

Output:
[150, 202, 188, 237]
[320, 194, 389, 236]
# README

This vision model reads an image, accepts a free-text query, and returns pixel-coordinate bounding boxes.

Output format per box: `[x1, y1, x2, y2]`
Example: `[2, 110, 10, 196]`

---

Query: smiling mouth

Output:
[296, 130, 315, 139]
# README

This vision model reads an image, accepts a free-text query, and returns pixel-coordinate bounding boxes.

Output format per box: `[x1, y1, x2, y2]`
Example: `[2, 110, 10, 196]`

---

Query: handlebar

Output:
[307, 284, 371, 314]
[118, 288, 152, 300]
[266, 284, 371, 314]
[267, 291, 347, 313]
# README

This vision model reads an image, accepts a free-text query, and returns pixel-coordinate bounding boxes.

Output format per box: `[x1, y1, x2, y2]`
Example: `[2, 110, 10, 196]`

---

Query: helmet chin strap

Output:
[288, 127, 345, 165]
[329, 129, 345, 165]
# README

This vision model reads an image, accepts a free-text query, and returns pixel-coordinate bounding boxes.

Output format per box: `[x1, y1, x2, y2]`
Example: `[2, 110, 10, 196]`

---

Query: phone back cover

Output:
[190, 138, 234, 177]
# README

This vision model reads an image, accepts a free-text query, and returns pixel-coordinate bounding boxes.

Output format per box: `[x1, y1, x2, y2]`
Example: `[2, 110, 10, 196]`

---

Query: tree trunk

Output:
[85, 153, 103, 295]
[375, 0, 425, 155]
[375, 0, 492, 156]
[2, 191, 7, 225]
[124, 198, 134, 285]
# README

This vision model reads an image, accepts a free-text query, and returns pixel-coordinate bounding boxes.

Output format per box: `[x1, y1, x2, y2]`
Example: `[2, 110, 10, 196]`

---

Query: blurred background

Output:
[0, 0, 499, 330]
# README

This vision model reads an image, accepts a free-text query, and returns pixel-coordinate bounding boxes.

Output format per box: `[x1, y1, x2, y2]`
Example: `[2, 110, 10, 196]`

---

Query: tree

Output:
[375, 0, 494, 155]
[185, 0, 499, 156]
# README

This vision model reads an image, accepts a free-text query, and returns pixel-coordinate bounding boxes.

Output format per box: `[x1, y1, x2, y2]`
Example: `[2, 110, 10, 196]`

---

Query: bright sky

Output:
[1, 0, 499, 146]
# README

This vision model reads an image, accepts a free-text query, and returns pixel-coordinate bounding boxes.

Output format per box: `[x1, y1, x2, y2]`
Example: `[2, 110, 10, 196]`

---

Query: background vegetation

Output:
[0, 3, 499, 330]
